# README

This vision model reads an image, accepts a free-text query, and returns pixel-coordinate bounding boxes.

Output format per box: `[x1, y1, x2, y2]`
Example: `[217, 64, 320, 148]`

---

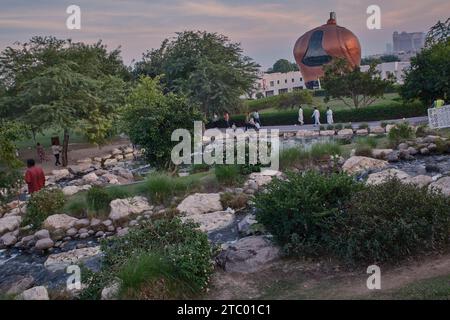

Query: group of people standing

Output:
[298, 105, 334, 127]
[245, 110, 261, 131]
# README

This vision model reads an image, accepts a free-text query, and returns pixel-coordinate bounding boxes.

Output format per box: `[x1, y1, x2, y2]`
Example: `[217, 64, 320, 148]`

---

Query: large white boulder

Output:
[217, 236, 280, 273]
[16, 286, 49, 300]
[51, 169, 71, 181]
[176, 193, 223, 216]
[181, 209, 235, 233]
[429, 177, 450, 196]
[366, 169, 411, 185]
[109, 196, 152, 223]
[0, 215, 22, 236]
[82, 172, 98, 184]
[342, 156, 388, 175]
[43, 214, 78, 232]
[407, 175, 433, 188]
[68, 163, 92, 175]
[44, 246, 102, 271]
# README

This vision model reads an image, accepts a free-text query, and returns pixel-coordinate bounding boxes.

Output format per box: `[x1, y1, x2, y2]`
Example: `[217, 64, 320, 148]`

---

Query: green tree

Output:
[121, 76, 204, 170]
[267, 59, 299, 73]
[361, 54, 400, 65]
[401, 19, 450, 105]
[0, 36, 129, 166]
[0, 120, 24, 206]
[276, 90, 313, 110]
[133, 31, 259, 116]
[322, 58, 394, 109]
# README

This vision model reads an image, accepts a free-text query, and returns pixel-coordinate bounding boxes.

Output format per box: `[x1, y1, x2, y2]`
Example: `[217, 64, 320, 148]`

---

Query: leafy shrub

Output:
[388, 122, 415, 145]
[319, 125, 326, 131]
[326, 125, 335, 130]
[333, 178, 450, 263]
[220, 192, 249, 210]
[354, 136, 378, 157]
[191, 163, 210, 173]
[81, 218, 213, 299]
[215, 165, 242, 186]
[358, 123, 369, 130]
[86, 186, 111, 216]
[107, 188, 131, 201]
[334, 123, 343, 130]
[23, 189, 65, 228]
[344, 123, 353, 129]
[255, 171, 362, 256]
[279, 148, 308, 169]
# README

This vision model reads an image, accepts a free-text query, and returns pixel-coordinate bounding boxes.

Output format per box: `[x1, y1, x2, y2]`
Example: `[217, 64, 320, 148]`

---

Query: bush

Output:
[81, 218, 214, 299]
[333, 178, 450, 264]
[334, 123, 343, 130]
[23, 189, 65, 228]
[354, 136, 378, 156]
[215, 165, 242, 186]
[310, 142, 342, 160]
[86, 186, 111, 216]
[388, 122, 415, 145]
[220, 192, 249, 210]
[279, 148, 309, 170]
[255, 171, 362, 256]
[326, 125, 335, 130]
[344, 123, 353, 129]
[358, 123, 369, 130]
[139, 173, 187, 205]
[66, 200, 88, 218]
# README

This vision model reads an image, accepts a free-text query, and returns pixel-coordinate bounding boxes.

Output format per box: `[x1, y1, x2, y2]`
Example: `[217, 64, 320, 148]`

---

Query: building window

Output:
[300, 78, 303, 81]
[285, 79, 288, 84]
[292, 78, 295, 82]
[277, 80, 280, 84]
[270, 81, 274, 87]
[279, 88, 288, 94]
[265, 90, 274, 97]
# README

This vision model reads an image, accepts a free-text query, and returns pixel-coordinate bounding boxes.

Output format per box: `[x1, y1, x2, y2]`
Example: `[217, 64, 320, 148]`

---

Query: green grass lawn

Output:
[15, 128, 89, 150]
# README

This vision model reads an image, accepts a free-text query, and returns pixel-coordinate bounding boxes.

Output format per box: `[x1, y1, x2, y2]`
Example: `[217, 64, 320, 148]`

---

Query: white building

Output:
[249, 71, 306, 98]
[360, 61, 411, 84]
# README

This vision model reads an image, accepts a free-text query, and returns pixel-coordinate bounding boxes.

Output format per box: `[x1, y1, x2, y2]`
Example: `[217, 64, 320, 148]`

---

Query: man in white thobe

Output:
[312, 107, 321, 127]
[326, 107, 334, 125]
[298, 106, 304, 125]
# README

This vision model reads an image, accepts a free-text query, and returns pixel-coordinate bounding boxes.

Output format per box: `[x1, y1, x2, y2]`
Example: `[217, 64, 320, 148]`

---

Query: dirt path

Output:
[206, 253, 450, 300]
[18, 137, 130, 174]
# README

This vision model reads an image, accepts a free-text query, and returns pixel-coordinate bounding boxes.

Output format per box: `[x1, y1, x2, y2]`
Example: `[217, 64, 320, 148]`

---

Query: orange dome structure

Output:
[293, 12, 361, 89]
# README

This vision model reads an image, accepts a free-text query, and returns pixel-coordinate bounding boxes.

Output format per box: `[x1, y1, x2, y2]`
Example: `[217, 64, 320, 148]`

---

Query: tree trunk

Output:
[62, 129, 69, 167]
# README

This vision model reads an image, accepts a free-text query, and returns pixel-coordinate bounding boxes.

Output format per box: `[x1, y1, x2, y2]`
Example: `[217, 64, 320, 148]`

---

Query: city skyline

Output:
[0, 0, 448, 69]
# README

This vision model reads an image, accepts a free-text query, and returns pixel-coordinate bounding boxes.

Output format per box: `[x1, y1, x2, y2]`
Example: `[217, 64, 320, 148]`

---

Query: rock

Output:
[248, 172, 274, 187]
[176, 193, 223, 216]
[337, 129, 353, 136]
[34, 229, 50, 240]
[370, 126, 385, 134]
[44, 246, 102, 271]
[356, 129, 368, 135]
[371, 149, 394, 160]
[386, 150, 400, 162]
[43, 214, 78, 232]
[79, 232, 89, 239]
[342, 156, 388, 175]
[423, 135, 441, 143]
[117, 227, 129, 237]
[109, 196, 152, 224]
[78, 228, 88, 234]
[101, 280, 121, 300]
[16, 286, 49, 300]
[398, 143, 409, 150]
[407, 147, 418, 155]
[237, 214, 258, 236]
[385, 124, 396, 133]
[0, 215, 22, 236]
[366, 169, 411, 185]
[51, 169, 71, 181]
[296, 130, 319, 137]
[90, 218, 104, 231]
[95, 231, 105, 238]
[104, 158, 118, 167]
[74, 219, 90, 229]
[113, 168, 134, 180]
[429, 177, 450, 196]
[4, 276, 35, 296]
[407, 175, 433, 187]
[35, 238, 54, 250]
[320, 130, 335, 136]
[181, 209, 235, 233]
[0, 232, 17, 247]
[68, 163, 93, 175]
[216, 236, 280, 273]
[66, 228, 78, 237]
[425, 164, 441, 173]
[102, 173, 120, 184]
[420, 147, 430, 155]
[428, 143, 437, 152]
[111, 148, 122, 156]
[77, 158, 92, 164]
[82, 172, 98, 184]
[62, 186, 81, 196]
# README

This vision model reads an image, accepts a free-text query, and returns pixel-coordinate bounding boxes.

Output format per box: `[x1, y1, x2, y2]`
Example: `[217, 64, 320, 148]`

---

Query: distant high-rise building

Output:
[386, 43, 393, 54]
[393, 31, 425, 53]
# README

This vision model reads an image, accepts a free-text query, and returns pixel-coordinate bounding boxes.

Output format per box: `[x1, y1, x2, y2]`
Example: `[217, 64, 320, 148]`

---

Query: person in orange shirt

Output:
[24, 159, 46, 194]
